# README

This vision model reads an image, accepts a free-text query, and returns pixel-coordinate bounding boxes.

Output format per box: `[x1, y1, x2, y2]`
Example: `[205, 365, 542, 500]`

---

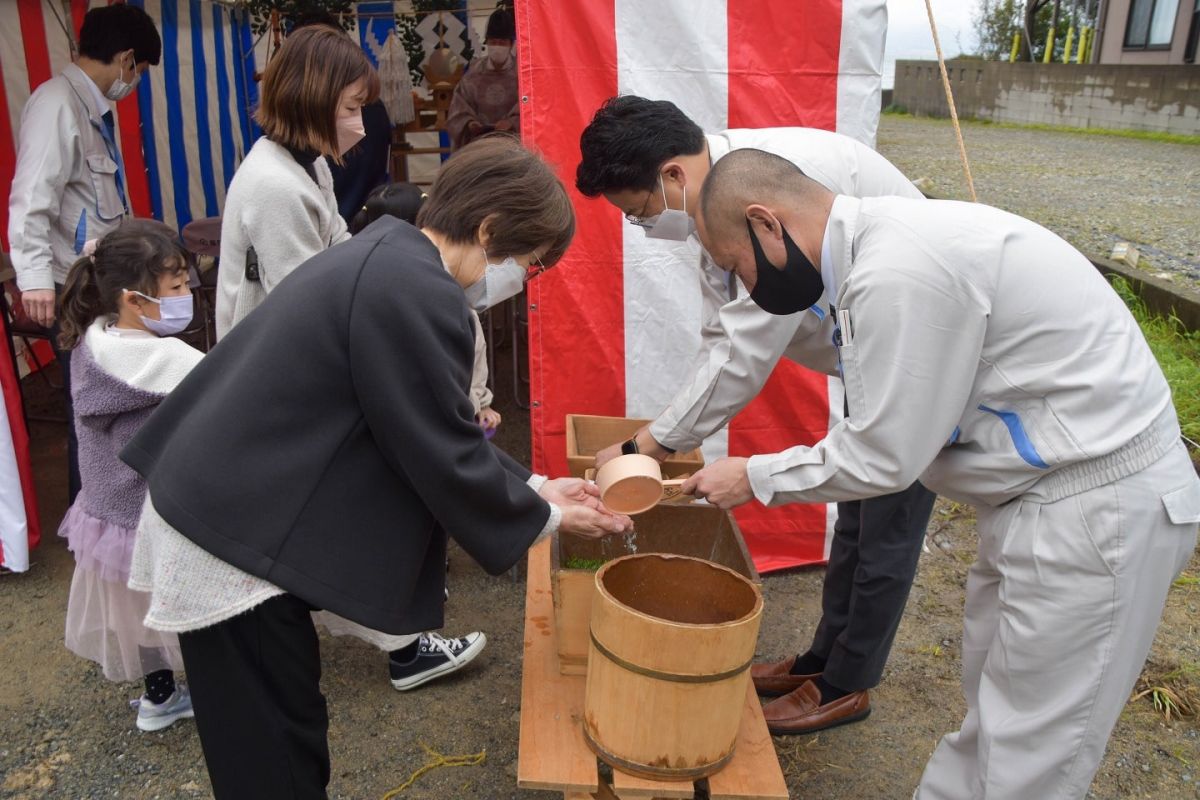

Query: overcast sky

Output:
[884, 0, 981, 88]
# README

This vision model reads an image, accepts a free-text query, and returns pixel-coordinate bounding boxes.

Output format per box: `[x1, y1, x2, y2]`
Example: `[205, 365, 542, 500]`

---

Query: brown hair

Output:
[417, 136, 576, 266]
[57, 219, 190, 349]
[255, 26, 380, 164]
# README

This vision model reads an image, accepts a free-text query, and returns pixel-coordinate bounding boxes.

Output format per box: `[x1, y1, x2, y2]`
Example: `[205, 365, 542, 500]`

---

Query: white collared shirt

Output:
[81, 67, 111, 118]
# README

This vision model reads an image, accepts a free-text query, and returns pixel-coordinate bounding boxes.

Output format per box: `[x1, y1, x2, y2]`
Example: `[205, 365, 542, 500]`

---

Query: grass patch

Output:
[1110, 277, 1200, 442]
[1174, 572, 1200, 588]
[1132, 662, 1198, 722]
[883, 110, 1200, 146]
[561, 556, 607, 572]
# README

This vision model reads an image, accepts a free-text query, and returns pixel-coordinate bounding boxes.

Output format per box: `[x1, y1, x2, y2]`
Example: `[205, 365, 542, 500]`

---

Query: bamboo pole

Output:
[923, 0, 978, 202]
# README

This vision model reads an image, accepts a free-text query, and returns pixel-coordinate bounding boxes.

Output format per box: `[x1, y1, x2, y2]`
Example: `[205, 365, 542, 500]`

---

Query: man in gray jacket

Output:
[7, 4, 160, 500]
[576, 96, 937, 733]
[686, 148, 1200, 800]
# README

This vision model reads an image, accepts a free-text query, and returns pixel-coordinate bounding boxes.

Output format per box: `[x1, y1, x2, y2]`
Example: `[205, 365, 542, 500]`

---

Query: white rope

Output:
[923, 0, 978, 202]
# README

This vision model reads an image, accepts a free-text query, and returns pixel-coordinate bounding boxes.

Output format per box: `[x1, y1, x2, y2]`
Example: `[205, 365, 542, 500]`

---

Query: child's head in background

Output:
[349, 182, 428, 234]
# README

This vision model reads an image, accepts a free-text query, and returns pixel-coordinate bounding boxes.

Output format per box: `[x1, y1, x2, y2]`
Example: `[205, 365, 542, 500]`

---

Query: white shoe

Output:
[388, 631, 486, 691]
[136, 685, 195, 732]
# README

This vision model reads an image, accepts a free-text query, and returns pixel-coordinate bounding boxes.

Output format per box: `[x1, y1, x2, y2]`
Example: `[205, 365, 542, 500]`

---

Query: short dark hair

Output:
[256, 26, 380, 164]
[349, 182, 427, 234]
[418, 136, 575, 267]
[485, 8, 515, 40]
[576, 96, 705, 197]
[78, 5, 162, 66]
[289, 10, 341, 32]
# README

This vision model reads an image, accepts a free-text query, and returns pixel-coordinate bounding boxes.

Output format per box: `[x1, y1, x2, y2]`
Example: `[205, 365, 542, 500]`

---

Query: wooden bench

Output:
[517, 539, 790, 800]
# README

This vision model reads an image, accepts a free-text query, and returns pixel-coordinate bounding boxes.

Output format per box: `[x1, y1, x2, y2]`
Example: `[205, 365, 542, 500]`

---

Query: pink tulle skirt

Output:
[59, 503, 182, 682]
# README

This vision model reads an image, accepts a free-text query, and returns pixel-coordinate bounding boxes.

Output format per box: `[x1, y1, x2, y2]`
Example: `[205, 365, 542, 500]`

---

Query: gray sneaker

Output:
[136, 685, 195, 732]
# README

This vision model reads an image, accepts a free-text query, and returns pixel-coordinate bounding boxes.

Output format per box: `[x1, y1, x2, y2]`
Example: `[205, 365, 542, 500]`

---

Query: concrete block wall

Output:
[893, 60, 1200, 135]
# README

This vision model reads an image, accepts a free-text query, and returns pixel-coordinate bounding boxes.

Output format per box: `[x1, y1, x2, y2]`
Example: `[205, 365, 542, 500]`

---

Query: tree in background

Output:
[974, 0, 1098, 62]
[974, 0, 1024, 59]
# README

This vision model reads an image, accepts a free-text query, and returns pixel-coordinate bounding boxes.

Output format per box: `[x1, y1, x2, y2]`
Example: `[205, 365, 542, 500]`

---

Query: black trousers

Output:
[808, 480, 938, 692]
[178, 594, 330, 800]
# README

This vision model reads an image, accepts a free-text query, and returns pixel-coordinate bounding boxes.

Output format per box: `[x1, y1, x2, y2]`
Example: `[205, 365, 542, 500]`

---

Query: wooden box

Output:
[564, 414, 704, 479]
[550, 503, 760, 675]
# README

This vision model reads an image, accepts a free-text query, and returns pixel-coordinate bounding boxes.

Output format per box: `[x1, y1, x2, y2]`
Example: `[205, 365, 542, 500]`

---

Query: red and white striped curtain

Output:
[517, 0, 887, 572]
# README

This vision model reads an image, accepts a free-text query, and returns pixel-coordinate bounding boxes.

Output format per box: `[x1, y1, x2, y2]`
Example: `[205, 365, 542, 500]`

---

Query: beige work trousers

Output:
[916, 441, 1199, 800]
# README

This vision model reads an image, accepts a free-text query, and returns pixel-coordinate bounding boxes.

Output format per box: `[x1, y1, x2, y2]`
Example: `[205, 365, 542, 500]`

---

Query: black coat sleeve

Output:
[347, 241, 549, 575]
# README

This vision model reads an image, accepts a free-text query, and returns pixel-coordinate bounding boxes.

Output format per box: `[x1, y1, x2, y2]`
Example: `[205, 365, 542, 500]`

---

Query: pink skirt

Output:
[59, 503, 182, 682]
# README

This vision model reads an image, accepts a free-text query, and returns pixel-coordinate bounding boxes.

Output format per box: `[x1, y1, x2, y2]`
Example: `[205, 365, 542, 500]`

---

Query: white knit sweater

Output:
[130, 475, 561, 633]
[214, 137, 350, 339]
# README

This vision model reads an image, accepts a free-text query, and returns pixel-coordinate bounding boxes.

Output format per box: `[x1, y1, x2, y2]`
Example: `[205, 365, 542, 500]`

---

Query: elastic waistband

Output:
[1026, 406, 1180, 503]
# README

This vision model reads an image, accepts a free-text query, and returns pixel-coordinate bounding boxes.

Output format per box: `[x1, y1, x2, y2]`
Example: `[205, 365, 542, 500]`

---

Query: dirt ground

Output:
[3, 119, 1200, 799]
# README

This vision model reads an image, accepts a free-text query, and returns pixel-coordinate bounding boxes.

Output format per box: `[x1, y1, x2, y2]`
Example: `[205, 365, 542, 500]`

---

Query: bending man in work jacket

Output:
[576, 96, 937, 733]
[685, 147, 1200, 800]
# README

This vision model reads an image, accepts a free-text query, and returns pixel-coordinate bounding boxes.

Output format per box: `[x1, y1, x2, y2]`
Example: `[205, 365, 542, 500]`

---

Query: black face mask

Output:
[746, 218, 824, 316]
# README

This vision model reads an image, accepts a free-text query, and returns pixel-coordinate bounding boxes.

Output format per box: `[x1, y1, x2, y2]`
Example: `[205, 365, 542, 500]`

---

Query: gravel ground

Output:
[876, 114, 1200, 293]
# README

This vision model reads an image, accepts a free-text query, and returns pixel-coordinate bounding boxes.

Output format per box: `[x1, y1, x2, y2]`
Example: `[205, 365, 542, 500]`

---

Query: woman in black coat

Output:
[122, 137, 630, 799]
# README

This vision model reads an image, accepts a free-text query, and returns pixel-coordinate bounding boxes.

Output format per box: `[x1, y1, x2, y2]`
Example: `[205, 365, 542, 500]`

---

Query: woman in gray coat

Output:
[123, 138, 630, 799]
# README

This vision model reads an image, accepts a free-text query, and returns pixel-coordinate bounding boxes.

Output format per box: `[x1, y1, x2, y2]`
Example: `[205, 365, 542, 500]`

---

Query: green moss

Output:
[1110, 277, 1200, 441]
[562, 557, 607, 572]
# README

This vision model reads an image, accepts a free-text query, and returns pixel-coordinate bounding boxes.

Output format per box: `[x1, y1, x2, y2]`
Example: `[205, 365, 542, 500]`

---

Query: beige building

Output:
[1095, 0, 1200, 63]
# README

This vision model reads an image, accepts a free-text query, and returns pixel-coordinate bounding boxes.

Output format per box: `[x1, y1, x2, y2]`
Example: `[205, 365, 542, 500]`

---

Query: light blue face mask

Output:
[125, 289, 193, 336]
[464, 250, 526, 312]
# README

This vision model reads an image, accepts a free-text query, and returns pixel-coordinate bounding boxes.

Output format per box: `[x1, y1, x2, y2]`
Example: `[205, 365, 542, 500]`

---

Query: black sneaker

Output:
[388, 631, 486, 691]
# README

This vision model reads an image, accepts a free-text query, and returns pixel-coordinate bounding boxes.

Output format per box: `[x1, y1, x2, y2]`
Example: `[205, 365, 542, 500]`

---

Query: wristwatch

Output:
[620, 437, 639, 456]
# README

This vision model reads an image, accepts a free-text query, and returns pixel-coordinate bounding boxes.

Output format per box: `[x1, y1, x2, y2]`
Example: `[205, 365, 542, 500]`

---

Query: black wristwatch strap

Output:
[620, 437, 639, 456]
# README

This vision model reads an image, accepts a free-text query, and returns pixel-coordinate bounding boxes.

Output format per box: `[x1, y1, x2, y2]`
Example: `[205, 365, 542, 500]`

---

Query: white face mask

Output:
[336, 110, 366, 155]
[637, 175, 695, 242]
[125, 290, 193, 336]
[487, 45, 511, 67]
[106, 56, 141, 101]
[464, 250, 526, 312]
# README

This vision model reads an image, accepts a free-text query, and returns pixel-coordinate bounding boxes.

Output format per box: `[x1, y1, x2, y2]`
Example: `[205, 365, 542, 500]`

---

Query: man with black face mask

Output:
[686, 148, 1199, 800]
[577, 95, 937, 738]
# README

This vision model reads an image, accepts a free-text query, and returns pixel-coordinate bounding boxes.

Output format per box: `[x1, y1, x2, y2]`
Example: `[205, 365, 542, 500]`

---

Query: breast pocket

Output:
[86, 153, 125, 221]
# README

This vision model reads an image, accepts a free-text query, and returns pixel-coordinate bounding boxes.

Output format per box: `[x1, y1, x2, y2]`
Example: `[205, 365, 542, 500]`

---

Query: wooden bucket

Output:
[582, 554, 763, 781]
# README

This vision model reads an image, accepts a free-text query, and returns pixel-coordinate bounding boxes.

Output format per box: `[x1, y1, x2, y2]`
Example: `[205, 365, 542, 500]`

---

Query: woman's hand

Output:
[538, 477, 602, 510]
[477, 407, 502, 431]
[539, 478, 633, 538]
[558, 503, 633, 538]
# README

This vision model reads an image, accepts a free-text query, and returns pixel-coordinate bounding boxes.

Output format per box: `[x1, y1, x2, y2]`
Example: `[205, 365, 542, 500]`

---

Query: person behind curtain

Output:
[7, 5, 162, 503]
[56, 219, 202, 732]
[446, 5, 520, 150]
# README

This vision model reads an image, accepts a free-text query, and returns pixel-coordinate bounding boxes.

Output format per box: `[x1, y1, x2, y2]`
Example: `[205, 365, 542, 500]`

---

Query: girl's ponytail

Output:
[57, 254, 102, 349]
[54, 218, 190, 350]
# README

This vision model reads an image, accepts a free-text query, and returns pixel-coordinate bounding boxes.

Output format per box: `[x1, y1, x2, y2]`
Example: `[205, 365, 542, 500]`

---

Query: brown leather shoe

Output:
[762, 680, 870, 735]
[751, 656, 821, 697]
